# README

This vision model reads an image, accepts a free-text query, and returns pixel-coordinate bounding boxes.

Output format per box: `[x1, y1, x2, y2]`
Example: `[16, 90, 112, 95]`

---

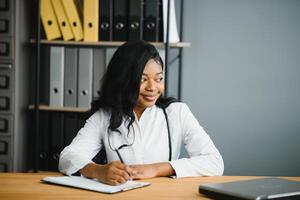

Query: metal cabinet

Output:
[0, 0, 31, 172]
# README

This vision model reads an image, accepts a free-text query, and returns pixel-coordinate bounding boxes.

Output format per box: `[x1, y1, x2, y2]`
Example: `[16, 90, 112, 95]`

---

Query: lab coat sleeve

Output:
[58, 112, 104, 175]
[169, 104, 224, 178]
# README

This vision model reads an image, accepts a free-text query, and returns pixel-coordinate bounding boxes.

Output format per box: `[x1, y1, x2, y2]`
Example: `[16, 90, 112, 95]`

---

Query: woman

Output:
[59, 40, 224, 185]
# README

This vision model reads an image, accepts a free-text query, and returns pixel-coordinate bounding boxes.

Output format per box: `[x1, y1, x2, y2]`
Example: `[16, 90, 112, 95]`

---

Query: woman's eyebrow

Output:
[142, 72, 163, 76]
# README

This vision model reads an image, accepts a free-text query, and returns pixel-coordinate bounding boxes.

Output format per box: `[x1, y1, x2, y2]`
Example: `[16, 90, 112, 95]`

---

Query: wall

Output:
[181, 0, 300, 176]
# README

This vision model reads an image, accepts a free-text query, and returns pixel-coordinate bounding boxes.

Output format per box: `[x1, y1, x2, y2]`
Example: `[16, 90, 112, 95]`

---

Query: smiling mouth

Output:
[141, 94, 157, 102]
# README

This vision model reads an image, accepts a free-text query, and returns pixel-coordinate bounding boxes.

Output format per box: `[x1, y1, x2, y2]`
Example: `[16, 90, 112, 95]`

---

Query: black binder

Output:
[99, 0, 113, 41]
[49, 113, 64, 171]
[128, 0, 143, 40]
[40, 46, 50, 105]
[113, 0, 128, 41]
[64, 113, 79, 146]
[38, 112, 50, 171]
[143, 0, 163, 42]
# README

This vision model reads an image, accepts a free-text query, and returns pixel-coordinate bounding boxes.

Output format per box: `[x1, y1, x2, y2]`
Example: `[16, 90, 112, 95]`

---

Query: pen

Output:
[115, 149, 133, 181]
[115, 149, 124, 163]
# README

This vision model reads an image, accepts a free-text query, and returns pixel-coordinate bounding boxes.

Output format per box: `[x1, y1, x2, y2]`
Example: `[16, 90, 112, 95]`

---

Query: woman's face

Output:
[135, 59, 164, 111]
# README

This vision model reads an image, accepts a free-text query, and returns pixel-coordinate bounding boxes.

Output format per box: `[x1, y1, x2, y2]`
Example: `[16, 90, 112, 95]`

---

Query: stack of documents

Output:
[42, 176, 151, 194]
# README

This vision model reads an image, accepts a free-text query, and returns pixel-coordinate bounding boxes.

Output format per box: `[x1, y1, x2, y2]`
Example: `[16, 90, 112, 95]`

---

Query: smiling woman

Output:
[134, 59, 165, 119]
[58, 40, 224, 186]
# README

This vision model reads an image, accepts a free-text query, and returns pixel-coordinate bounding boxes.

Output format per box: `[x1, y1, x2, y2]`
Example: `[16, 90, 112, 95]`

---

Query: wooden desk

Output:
[0, 173, 299, 200]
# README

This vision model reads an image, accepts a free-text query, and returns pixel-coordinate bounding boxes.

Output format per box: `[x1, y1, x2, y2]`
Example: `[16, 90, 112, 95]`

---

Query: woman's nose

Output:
[145, 80, 156, 91]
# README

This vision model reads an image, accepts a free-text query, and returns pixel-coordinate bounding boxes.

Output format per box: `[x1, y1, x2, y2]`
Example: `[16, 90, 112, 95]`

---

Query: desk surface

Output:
[0, 173, 299, 200]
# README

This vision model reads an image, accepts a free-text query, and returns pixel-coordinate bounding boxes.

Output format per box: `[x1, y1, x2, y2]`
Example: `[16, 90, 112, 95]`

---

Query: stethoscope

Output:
[108, 107, 172, 162]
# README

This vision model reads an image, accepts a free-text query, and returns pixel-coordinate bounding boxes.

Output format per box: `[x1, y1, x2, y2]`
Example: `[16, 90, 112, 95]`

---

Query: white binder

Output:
[162, 0, 179, 42]
[64, 47, 78, 107]
[93, 48, 106, 99]
[105, 48, 116, 67]
[49, 46, 64, 107]
[77, 48, 93, 108]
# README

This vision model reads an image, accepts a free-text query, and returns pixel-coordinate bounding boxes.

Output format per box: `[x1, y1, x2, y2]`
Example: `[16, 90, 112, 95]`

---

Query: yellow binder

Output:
[61, 0, 83, 41]
[51, 0, 74, 41]
[83, 0, 99, 41]
[40, 0, 61, 40]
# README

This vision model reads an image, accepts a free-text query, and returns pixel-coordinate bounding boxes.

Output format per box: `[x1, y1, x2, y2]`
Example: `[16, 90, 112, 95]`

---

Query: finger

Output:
[112, 168, 131, 180]
[104, 172, 127, 185]
[125, 166, 136, 177]
[108, 174, 127, 185]
[107, 161, 127, 173]
[108, 162, 133, 181]
[110, 161, 128, 171]
[109, 179, 121, 186]
[131, 171, 143, 180]
[110, 160, 123, 168]
[115, 176, 127, 184]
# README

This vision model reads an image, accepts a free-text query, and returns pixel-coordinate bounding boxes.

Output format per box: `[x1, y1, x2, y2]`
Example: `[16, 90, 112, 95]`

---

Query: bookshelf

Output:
[31, 0, 188, 172]
[30, 39, 191, 48]
[28, 104, 90, 113]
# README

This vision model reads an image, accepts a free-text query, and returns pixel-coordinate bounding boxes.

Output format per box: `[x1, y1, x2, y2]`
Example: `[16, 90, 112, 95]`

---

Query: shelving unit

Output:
[28, 104, 90, 113]
[30, 39, 190, 48]
[31, 0, 188, 171]
[0, 0, 34, 172]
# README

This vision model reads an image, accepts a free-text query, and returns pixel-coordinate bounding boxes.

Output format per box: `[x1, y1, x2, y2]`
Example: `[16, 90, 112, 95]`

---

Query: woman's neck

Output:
[133, 106, 146, 120]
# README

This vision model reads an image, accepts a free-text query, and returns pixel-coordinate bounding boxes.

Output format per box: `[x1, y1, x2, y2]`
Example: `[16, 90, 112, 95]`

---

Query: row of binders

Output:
[40, 0, 179, 42]
[44, 46, 108, 108]
[41, 46, 165, 109]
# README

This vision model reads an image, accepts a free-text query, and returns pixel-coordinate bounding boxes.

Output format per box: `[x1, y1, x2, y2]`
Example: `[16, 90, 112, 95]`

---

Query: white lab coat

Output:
[59, 102, 224, 178]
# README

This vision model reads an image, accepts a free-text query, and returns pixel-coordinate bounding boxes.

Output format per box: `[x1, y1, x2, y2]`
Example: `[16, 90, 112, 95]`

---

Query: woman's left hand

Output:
[130, 162, 175, 179]
[130, 164, 157, 179]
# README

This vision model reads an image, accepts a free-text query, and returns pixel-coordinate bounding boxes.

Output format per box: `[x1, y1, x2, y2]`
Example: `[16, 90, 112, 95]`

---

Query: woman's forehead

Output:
[143, 59, 163, 74]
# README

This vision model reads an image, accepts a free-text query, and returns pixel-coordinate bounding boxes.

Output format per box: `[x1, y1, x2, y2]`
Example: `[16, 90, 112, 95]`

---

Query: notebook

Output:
[42, 176, 151, 194]
[199, 177, 300, 200]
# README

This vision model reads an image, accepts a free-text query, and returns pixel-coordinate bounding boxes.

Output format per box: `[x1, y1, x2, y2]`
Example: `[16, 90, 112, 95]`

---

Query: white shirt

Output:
[59, 102, 224, 178]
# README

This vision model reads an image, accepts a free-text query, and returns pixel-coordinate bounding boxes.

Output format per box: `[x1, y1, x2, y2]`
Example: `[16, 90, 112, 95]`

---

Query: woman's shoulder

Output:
[87, 108, 111, 124]
[165, 102, 190, 114]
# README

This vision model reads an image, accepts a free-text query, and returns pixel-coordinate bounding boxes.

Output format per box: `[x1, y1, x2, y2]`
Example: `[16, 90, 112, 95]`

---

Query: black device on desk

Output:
[199, 177, 300, 200]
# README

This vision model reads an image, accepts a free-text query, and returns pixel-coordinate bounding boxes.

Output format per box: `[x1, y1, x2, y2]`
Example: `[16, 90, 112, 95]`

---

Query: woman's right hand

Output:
[80, 161, 134, 186]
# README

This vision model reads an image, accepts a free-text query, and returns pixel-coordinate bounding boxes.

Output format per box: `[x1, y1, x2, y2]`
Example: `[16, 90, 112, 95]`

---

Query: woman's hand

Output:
[80, 161, 134, 186]
[131, 162, 175, 180]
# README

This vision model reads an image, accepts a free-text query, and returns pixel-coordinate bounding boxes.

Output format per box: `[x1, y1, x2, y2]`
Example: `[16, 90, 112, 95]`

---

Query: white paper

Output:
[42, 176, 151, 194]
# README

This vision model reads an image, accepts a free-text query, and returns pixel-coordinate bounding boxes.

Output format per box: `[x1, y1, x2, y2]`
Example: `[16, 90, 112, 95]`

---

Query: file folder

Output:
[64, 113, 79, 146]
[78, 48, 93, 108]
[40, 46, 50, 105]
[128, 0, 143, 40]
[38, 112, 50, 171]
[113, 0, 127, 41]
[93, 48, 106, 99]
[49, 46, 64, 107]
[40, 0, 61, 40]
[61, 0, 83, 41]
[105, 48, 116, 67]
[51, 0, 74, 41]
[143, 0, 163, 42]
[162, 0, 179, 42]
[64, 47, 78, 107]
[99, 0, 113, 41]
[49, 113, 64, 171]
[83, 0, 99, 41]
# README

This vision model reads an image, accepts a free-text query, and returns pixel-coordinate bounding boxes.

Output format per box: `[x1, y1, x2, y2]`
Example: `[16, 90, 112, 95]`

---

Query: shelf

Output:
[30, 39, 191, 48]
[28, 104, 90, 113]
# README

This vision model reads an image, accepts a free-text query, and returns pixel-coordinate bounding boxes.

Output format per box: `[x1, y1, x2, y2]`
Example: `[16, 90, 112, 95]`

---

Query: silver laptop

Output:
[199, 177, 300, 200]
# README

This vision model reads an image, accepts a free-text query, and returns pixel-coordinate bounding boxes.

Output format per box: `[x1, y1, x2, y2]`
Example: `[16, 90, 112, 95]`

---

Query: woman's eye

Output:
[156, 77, 163, 82]
[141, 78, 147, 83]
